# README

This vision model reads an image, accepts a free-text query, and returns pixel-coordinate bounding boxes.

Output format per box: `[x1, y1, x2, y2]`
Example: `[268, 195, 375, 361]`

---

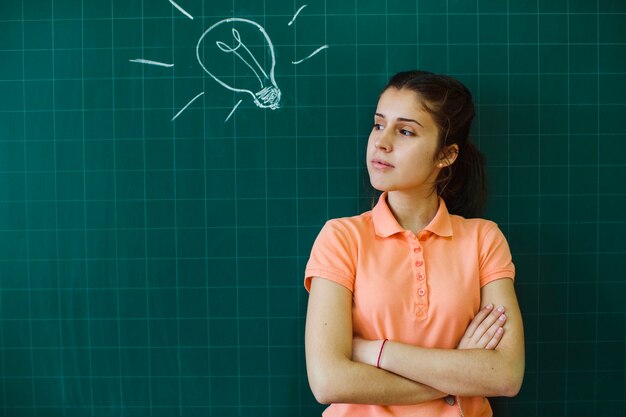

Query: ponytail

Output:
[437, 140, 487, 218]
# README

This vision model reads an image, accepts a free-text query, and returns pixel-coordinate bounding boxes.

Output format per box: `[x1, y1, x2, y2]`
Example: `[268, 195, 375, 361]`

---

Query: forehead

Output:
[376, 88, 430, 118]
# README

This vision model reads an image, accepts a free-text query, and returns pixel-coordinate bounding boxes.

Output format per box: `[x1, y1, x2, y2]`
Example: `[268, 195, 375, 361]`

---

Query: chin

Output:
[369, 181, 392, 193]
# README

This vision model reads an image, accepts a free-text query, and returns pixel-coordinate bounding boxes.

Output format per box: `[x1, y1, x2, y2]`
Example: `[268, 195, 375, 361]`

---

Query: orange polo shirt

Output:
[305, 192, 515, 417]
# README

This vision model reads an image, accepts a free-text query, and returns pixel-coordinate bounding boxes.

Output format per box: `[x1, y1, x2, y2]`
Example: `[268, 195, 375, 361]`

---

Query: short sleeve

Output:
[304, 219, 357, 293]
[479, 222, 516, 287]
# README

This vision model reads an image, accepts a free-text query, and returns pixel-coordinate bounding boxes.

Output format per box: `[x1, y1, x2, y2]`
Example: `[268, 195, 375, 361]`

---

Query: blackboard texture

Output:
[1, 0, 625, 416]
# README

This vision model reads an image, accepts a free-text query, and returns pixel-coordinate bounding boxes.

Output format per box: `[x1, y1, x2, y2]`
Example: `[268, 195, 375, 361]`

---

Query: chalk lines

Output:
[288, 3, 329, 65]
[292, 45, 329, 65]
[130, 0, 331, 122]
[225, 100, 243, 122]
[172, 92, 204, 121]
[129, 58, 174, 68]
[197, 18, 281, 111]
[288, 5, 307, 26]
[169, 0, 193, 20]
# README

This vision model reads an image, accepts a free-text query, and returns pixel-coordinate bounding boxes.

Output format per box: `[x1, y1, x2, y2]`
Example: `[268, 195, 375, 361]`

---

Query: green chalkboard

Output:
[1, 0, 625, 416]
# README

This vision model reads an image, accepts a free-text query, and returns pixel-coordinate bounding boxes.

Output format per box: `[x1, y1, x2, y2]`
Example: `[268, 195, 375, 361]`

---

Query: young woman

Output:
[304, 70, 524, 416]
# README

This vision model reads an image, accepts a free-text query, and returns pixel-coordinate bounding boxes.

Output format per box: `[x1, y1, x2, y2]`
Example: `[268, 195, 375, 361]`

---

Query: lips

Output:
[371, 159, 395, 169]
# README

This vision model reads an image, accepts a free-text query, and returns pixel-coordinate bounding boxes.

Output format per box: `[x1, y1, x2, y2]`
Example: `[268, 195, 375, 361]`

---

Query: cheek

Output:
[420, 146, 437, 163]
[406, 149, 436, 172]
[366, 134, 377, 153]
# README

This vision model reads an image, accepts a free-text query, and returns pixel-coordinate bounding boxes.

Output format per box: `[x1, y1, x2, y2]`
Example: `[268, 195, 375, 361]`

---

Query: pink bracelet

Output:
[376, 339, 389, 368]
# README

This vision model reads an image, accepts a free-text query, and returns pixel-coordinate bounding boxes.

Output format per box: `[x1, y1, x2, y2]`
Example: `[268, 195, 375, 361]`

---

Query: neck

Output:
[386, 191, 440, 234]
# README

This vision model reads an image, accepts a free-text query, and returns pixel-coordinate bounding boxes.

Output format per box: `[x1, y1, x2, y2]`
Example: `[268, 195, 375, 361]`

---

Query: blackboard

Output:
[1, 0, 625, 416]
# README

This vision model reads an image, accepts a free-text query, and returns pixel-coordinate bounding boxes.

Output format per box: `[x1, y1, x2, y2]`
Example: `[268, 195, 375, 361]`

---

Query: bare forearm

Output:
[308, 356, 446, 405]
[380, 343, 524, 397]
[376, 280, 525, 398]
[307, 278, 447, 405]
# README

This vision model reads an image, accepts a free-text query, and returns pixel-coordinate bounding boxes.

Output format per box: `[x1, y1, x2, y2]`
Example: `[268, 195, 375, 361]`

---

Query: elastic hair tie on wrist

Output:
[376, 339, 389, 369]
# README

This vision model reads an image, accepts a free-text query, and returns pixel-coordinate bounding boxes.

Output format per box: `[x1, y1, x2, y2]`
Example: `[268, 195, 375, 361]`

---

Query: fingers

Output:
[473, 305, 505, 340]
[464, 303, 494, 338]
[458, 304, 508, 350]
[484, 326, 504, 350]
[479, 313, 507, 350]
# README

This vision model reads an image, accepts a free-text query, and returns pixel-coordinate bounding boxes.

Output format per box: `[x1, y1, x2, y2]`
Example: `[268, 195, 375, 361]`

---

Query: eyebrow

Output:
[375, 112, 424, 128]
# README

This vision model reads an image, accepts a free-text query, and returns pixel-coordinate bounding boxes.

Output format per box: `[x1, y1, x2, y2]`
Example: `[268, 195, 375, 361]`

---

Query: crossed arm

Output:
[304, 277, 524, 405]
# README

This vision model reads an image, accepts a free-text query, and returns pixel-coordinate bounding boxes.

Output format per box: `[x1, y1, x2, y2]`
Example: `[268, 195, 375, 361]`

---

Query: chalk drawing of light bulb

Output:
[196, 18, 281, 111]
[131, 2, 329, 121]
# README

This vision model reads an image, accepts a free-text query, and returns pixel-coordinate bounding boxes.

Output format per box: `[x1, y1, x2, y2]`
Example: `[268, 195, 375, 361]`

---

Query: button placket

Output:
[409, 235, 427, 318]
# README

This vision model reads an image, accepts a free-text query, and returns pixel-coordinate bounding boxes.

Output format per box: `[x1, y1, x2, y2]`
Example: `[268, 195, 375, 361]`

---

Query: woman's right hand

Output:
[457, 304, 506, 350]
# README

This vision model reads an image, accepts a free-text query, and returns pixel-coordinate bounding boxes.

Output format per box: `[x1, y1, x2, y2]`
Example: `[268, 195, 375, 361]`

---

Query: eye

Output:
[399, 129, 415, 137]
[372, 123, 384, 131]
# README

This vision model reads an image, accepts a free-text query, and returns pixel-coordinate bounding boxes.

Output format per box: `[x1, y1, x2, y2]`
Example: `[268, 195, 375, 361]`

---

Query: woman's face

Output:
[366, 87, 443, 197]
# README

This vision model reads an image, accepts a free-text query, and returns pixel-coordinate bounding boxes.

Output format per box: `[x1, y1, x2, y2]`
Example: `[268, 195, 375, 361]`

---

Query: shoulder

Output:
[323, 211, 374, 238]
[450, 216, 512, 258]
[311, 211, 376, 258]
[450, 215, 502, 239]
[448, 216, 515, 283]
[305, 212, 373, 292]
[309, 211, 373, 253]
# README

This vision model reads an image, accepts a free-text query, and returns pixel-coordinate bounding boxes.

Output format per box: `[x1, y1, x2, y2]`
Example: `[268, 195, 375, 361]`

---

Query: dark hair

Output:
[383, 70, 487, 218]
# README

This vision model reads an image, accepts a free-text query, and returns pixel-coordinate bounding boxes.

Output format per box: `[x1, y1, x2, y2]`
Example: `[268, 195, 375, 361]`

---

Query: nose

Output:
[374, 129, 392, 152]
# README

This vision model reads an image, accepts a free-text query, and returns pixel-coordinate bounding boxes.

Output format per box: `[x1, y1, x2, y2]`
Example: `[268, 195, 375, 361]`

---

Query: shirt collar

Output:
[372, 192, 454, 238]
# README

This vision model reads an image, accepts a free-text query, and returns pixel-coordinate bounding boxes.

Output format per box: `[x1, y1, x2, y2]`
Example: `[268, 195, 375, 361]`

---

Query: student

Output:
[304, 70, 524, 416]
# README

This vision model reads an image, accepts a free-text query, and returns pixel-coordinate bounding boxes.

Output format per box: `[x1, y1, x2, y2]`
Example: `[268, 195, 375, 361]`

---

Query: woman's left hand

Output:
[457, 303, 506, 350]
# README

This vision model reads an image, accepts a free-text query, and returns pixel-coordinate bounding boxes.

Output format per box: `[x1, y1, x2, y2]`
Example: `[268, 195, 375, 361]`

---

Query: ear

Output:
[436, 144, 459, 168]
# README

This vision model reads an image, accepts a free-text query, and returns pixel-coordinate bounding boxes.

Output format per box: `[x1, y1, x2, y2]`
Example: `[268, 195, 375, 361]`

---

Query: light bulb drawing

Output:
[129, 1, 329, 122]
[196, 18, 281, 111]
